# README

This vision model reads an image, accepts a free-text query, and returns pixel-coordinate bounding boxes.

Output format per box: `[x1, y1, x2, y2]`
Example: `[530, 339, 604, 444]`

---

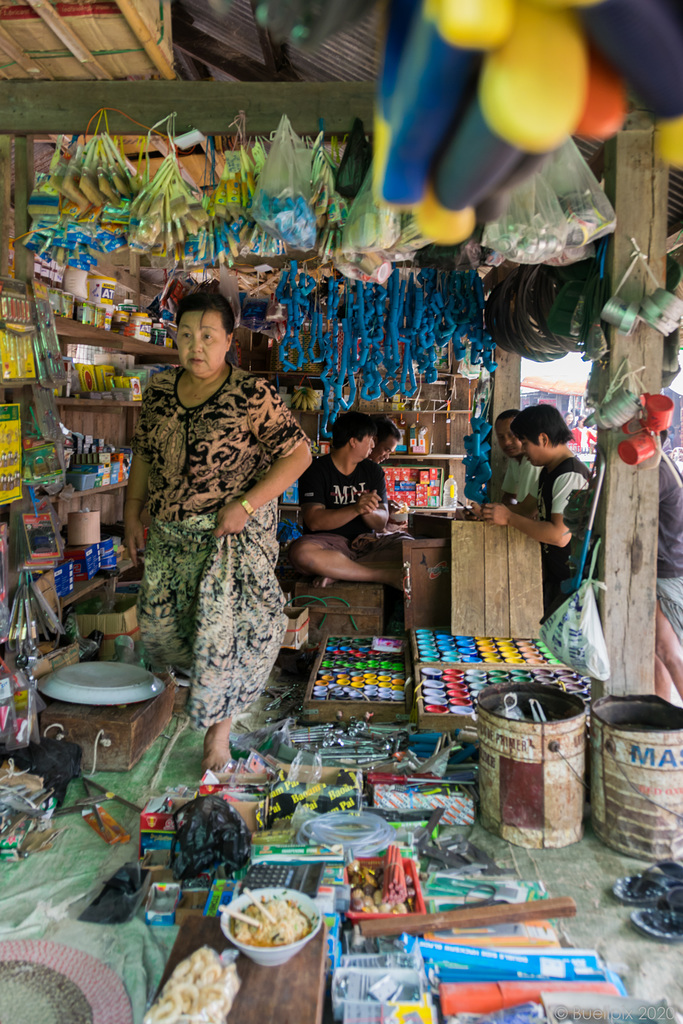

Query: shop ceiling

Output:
[0, 0, 682, 246]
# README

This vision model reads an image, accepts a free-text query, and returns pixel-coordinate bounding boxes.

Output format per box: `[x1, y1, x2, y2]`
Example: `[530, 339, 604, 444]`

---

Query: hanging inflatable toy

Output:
[372, 0, 683, 246]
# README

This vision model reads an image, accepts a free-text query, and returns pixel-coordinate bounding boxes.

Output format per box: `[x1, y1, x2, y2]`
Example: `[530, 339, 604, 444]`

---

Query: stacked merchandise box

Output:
[384, 465, 443, 509]
[53, 559, 75, 597]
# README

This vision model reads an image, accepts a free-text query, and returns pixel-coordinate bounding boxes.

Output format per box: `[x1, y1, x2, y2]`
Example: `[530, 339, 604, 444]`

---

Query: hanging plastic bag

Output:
[342, 168, 401, 255]
[483, 171, 568, 264]
[335, 118, 372, 199]
[539, 543, 610, 680]
[251, 114, 317, 250]
[543, 137, 616, 248]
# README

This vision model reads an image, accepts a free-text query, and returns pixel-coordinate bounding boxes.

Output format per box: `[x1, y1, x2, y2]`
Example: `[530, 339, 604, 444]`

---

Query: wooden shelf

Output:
[61, 557, 133, 609]
[55, 318, 179, 363]
[50, 479, 128, 503]
[387, 453, 465, 460]
[56, 397, 142, 412]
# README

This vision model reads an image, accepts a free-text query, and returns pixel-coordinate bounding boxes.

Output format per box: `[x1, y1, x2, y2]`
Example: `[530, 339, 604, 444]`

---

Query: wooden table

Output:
[157, 916, 327, 1024]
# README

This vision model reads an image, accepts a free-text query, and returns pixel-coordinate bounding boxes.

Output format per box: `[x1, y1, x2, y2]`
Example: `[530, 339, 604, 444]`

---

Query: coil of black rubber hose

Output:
[485, 266, 580, 362]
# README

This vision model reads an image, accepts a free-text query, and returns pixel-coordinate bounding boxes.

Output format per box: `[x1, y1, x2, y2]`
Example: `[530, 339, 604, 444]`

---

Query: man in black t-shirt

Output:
[288, 412, 404, 589]
[482, 405, 590, 617]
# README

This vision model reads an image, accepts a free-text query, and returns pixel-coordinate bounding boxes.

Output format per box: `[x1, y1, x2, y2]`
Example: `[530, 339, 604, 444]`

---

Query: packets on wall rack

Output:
[30, 281, 68, 387]
[22, 512, 63, 569]
[0, 524, 8, 642]
[0, 277, 37, 382]
[0, 405, 23, 505]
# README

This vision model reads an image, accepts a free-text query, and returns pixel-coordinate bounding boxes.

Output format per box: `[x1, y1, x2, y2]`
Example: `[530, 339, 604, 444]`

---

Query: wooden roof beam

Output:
[0, 81, 374, 135]
[0, 25, 50, 78]
[22, 0, 113, 80]
[112, 0, 175, 80]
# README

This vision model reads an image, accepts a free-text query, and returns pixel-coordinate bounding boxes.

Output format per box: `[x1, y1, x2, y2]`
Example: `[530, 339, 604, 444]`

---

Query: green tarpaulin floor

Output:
[2, 706, 682, 1021]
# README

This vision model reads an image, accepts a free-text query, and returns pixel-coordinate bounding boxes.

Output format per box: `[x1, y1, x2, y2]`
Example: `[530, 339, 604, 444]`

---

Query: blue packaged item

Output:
[53, 561, 74, 598]
[63, 543, 99, 581]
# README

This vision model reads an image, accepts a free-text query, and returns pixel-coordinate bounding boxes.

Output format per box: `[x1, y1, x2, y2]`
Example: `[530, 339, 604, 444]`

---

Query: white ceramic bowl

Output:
[219, 887, 322, 967]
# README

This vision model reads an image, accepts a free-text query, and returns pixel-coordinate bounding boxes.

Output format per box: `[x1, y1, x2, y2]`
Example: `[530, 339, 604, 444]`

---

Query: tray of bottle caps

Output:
[302, 635, 412, 724]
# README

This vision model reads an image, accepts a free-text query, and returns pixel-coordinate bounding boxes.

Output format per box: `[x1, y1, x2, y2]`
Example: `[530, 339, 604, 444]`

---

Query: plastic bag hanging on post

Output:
[539, 541, 611, 680]
[252, 114, 317, 250]
[543, 137, 616, 248]
[483, 170, 568, 264]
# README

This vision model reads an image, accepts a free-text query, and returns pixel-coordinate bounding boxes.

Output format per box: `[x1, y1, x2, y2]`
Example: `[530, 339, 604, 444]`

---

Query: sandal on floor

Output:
[613, 860, 683, 906]
[631, 886, 683, 942]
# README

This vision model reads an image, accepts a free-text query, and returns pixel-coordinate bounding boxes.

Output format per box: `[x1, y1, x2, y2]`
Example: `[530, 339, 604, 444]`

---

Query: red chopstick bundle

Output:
[382, 844, 408, 906]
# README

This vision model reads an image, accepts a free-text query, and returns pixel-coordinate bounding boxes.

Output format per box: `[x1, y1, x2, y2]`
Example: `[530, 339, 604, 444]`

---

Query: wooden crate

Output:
[292, 582, 384, 637]
[408, 630, 569, 733]
[402, 538, 451, 630]
[302, 635, 411, 724]
[39, 683, 175, 772]
[451, 522, 544, 637]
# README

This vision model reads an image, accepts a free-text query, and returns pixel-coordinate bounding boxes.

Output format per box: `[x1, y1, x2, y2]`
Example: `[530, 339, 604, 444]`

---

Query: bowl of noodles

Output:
[219, 887, 322, 966]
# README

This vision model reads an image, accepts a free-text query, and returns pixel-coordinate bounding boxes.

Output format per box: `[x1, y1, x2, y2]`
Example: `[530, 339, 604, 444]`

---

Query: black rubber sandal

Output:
[631, 886, 683, 942]
[613, 860, 683, 907]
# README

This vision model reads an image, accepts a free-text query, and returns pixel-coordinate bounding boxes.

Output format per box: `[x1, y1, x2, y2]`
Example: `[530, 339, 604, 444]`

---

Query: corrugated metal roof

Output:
[177, 0, 264, 66]
[174, 0, 378, 82]
[287, 11, 379, 82]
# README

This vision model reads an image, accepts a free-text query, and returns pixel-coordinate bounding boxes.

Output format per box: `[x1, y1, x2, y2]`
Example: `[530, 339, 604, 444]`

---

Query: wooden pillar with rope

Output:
[593, 109, 667, 697]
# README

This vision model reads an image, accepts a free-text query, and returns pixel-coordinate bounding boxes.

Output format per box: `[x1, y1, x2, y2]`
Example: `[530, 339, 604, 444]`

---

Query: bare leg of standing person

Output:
[202, 716, 232, 773]
[655, 601, 683, 701]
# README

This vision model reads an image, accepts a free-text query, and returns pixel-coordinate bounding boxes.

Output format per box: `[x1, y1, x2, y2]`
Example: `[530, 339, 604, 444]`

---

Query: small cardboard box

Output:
[175, 889, 210, 924]
[75, 594, 140, 660]
[33, 642, 80, 680]
[282, 605, 309, 649]
[140, 795, 191, 833]
[64, 543, 99, 580]
[145, 883, 181, 926]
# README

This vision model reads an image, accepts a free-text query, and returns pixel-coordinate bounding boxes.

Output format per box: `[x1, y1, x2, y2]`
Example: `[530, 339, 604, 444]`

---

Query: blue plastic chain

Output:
[274, 266, 491, 439]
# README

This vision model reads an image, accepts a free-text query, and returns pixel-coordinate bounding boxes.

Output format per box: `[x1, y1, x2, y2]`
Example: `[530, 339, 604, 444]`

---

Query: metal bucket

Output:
[477, 682, 587, 849]
[591, 695, 683, 860]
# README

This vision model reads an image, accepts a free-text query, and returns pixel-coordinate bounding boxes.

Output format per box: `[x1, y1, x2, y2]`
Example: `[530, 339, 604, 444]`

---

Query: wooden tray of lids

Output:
[302, 635, 412, 724]
[409, 629, 570, 733]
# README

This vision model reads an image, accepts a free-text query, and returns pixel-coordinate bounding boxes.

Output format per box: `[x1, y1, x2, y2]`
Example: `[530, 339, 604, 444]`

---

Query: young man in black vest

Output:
[482, 405, 590, 616]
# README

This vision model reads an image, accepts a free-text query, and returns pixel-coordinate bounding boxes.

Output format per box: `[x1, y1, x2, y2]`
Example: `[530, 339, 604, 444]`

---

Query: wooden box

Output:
[451, 522, 544, 637]
[39, 683, 175, 772]
[402, 538, 451, 630]
[408, 630, 567, 733]
[292, 582, 385, 638]
[302, 635, 411, 724]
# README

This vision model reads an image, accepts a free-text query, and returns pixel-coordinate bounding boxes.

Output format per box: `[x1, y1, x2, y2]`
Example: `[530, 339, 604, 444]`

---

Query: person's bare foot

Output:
[311, 575, 336, 587]
[201, 718, 232, 774]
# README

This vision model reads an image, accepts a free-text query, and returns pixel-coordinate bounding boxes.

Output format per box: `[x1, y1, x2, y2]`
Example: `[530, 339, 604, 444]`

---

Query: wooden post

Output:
[593, 109, 667, 698]
[490, 348, 521, 501]
[128, 251, 142, 308]
[13, 135, 33, 283]
[0, 136, 10, 276]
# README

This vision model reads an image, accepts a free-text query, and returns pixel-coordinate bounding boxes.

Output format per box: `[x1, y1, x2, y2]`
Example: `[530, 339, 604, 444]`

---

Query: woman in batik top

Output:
[124, 292, 310, 771]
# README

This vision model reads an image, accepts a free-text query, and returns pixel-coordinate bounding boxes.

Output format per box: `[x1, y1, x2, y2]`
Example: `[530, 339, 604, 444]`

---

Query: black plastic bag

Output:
[5, 736, 81, 805]
[335, 119, 372, 199]
[78, 862, 150, 924]
[171, 795, 251, 881]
